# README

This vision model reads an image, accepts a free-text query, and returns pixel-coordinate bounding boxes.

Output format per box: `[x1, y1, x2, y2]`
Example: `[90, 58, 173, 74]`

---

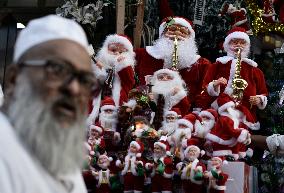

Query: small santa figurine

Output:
[204, 157, 229, 193]
[85, 125, 106, 164]
[149, 68, 190, 129]
[145, 137, 173, 193]
[92, 154, 113, 193]
[176, 138, 206, 193]
[203, 27, 268, 120]
[88, 34, 136, 124]
[116, 140, 145, 193]
[158, 108, 181, 137]
[205, 93, 251, 159]
[262, 0, 276, 23]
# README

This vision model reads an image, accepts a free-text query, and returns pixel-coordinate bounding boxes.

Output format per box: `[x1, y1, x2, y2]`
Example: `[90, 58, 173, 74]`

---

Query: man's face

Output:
[228, 38, 247, 51]
[157, 73, 173, 81]
[164, 24, 190, 40]
[129, 144, 138, 154]
[15, 40, 93, 127]
[166, 115, 177, 123]
[108, 43, 128, 56]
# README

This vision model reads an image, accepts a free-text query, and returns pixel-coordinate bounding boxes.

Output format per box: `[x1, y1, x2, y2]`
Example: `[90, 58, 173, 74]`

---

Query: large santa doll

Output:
[88, 34, 135, 124]
[205, 93, 252, 159]
[176, 138, 206, 193]
[149, 68, 190, 129]
[202, 27, 268, 120]
[116, 140, 145, 193]
[145, 137, 173, 193]
[135, 16, 211, 110]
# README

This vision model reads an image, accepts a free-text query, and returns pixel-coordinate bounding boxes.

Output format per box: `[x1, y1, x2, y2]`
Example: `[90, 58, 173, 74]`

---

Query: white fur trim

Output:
[136, 153, 142, 158]
[242, 58, 258, 67]
[233, 18, 248, 28]
[184, 145, 201, 157]
[116, 159, 122, 167]
[237, 129, 249, 143]
[122, 99, 137, 109]
[213, 185, 226, 191]
[223, 31, 250, 51]
[97, 169, 110, 187]
[153, 68, 179, 79]
[170, 90, 187, 107]
[92, 62, 107, 84]
[166, 151, 172, 156]
[199, 111, 215, 121]
[207, 81, 220, 96]
[256, 95, 267, 110]
[121, 155, 139, 176]
[103, 34, 133, 52]
[137, 160, 144, 166]
[213, 150, 233, 156]
[112, 74, 121, 107]
[159, 17, 195, 38]
[164, 111, 178, 117]
[178, 119, 193, 130]
[218, 101, 235, 114]
[100, 105, 116, 112]
[130, 141, 141, 150]
[243, 119, 260, 130]
[206, 133, 236, 145]
[163, 171, 174, 178]
[216, 56, 234, 64]
[154, 142, 167, 150]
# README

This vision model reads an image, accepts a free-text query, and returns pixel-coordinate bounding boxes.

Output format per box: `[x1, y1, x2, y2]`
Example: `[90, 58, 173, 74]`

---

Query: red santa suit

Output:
[226, 4, 251, 32]
[273, 0, 284, 23]
[205, 93, 250, 158]
[208, 171, 228, 193]
[203, 27, 268, 120]
[116, 141, 145, 193]
[88, 34, 135, 124]
[135, 17, 211, 110]
[262, 0, 276, 23]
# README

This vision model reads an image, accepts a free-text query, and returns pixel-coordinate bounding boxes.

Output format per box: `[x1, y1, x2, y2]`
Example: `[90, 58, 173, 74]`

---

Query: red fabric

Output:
[152, 174, 173, 192]
[96, 184, 110, 193]
[158, 0, 174, 20]
[228, 10, 250, 31]
[117, 65, 135, 105]
[202, 60, 268, 119]
[273, 0, 284, 23]
[182, 179, 206, 193]
[135, 48, 211, 110]
[123, 172, 144, 191]
[209, 172, 228, 193]
[173, 96, 191, 116]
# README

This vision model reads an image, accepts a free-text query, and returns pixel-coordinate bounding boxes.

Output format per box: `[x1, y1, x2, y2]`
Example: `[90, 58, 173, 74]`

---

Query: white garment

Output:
[0, 84, 3, 107]
[0, 112, 87, 193]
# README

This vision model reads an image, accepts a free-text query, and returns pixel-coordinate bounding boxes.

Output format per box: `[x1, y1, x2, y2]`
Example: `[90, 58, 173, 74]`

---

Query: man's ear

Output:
[4, 64, 19, 97]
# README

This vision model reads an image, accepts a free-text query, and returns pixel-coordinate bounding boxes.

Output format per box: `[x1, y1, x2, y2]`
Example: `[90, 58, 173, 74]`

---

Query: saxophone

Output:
[232, 48, 248, 103]
[171, 36, 179, 71]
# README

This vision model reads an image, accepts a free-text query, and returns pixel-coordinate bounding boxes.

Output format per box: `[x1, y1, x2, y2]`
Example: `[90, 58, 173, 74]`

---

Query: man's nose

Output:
[66, 78, 81, 96]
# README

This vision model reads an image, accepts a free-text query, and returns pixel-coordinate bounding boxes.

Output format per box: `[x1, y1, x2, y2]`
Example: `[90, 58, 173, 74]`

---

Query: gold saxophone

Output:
[171, 36, 179, 71]
[232, 48, 248, 103]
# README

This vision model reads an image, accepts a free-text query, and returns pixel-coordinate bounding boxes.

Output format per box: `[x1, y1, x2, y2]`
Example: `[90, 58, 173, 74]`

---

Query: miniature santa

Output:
[88, 34, 135, 124]
[145, 137, 173, 193]
[92, 154, 113, 193]
[204, 157, 228, 193]
[158, 108, 181, 137]
[194, 109, 218, 139]
[205, 93, 251, 159]
[86, 125, 106, 161]
[149, 68, 190, 129]
[262, 0, 276, 23]
[135, 16, 211, 110]
[116, 140, 145, 193]
[203, 27, 268, 120]
[176, 138, 206, 193]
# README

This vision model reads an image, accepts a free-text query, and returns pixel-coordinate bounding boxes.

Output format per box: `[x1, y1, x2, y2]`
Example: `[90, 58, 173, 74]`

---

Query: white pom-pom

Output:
[200, 150, 205, 157]
[115, 160, 122, 167]
[223, 160, 229, 165]
[136, 153, 142, 157]
[166, 151, 172, 156]
[108, 157, 113, 162]
[90, 151, 95, 156]
[246, 148, 254, 157]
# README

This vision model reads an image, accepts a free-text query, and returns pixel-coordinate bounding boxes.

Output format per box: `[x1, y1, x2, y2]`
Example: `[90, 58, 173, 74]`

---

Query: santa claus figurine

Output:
[205, 93, 251, 159]
[135, 16, 211, 111]
[204, 157, 228, 193]
[203, 27, 268, 120]
[176, 138, 206, 193]
[262, 0, 276, 23]
[116, 140, 145, 193]
[158, 108, 181, 137]
[149, 68, 190, 129]
[88, 34, 135, 124]
[92, 154, 113, 193]
[145, 137, 173, 193]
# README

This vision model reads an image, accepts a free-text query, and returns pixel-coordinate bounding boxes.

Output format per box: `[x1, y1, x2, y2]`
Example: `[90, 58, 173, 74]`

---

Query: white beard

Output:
[173, 128, 191, 147]
[186, 155, 197, 162]
[7, 73, 86, 177]
[151, 36, 199, 69]
[194, 119, 215, 138]
[99, 111, 117, 131]
[134, 125, 149, 138]
[96, 46, 136, 70]
[161, 121, 178, 134]
[226, 44, 250, 59]
[153, 152, 165, 161]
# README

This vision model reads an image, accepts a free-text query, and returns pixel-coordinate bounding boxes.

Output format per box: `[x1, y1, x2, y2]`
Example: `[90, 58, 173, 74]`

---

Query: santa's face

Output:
[90, 129, 100, 138]
[165, 114, 177, 123]
[135, 120, 146, 129]
[186, 148, 199, 161]
[154, 145, 166, 158]
[227, 38, 250, 58]
[163, 24, 190, 41]
[99, 108, 117, 130]
[108, 43, 128, 55]
[211, 157, 222, 169]
[98, 156, 110, 169]
[157, 73, 174, 81]
[129, 144, 139, 154]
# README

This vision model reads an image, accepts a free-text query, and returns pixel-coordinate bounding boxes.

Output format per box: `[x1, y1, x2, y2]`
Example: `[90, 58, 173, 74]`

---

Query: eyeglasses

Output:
[19, 59, 97, 96]
[166, 25, 190, 35]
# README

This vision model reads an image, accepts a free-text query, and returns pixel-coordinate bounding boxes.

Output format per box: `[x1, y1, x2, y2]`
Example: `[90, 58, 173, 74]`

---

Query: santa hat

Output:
[183, 138, 205, 157]
[199, 109, 218, 122]
[164, 108, 181, 118]
[159, 16, 195, 38]
[212, 156, 228, 165]
[154, 136, 171, 156]
[223, 27, 250, 53]
[13, 15, 89, 62]
[89, 125, 103, 135]
[133, 115, 150, 125]
[152, 68, 182, 82]
[130, 140, 144, 157]
[217, 93, 235, 115]
[98, 154, 113, 162]
[100, 97, 116, 112]
[177, 113, 197, 131]
[102, 34, 133, 52]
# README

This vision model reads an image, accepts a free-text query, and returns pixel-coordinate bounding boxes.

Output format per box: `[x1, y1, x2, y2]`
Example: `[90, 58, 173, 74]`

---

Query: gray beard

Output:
[99, 112, 117, 130]
[7, 73, 86, 177]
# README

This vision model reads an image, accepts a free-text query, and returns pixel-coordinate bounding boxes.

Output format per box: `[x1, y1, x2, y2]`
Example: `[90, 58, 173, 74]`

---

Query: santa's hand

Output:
[249, 96, 261, 106]
[148, 93, 155, 101]
[213, 77, 227, 87]
[172, 87, 181, 96]
[117, 55, 126, 63]
[96, 60, 104, 69]
[204, 171, 210, 178]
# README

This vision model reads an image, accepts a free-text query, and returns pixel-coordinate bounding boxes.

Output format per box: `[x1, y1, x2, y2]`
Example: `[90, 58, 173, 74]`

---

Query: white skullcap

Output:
[13, 15, 89, 63]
